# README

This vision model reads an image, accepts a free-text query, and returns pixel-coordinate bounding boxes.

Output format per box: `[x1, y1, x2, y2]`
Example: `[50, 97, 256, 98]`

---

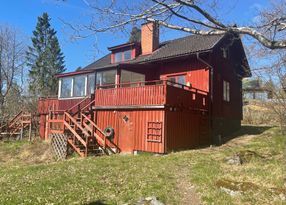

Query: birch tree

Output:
[61, 0, 286, 49]
[0, 26, 25, 121]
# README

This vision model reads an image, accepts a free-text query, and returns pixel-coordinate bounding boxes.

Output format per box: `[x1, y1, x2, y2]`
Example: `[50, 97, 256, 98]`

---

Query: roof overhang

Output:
[108, 42, 139, 51]
[56, 64, 120, 78]
[55, 69, 95, 78]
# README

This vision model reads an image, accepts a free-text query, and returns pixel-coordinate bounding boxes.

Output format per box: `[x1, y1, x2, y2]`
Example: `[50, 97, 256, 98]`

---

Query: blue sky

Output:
[0, 0, 269, 72]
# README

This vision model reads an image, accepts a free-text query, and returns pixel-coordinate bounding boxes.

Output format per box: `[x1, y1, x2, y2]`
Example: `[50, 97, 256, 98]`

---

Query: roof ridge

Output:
[159, 33, 225, 46]
[81, 33, 227, 70]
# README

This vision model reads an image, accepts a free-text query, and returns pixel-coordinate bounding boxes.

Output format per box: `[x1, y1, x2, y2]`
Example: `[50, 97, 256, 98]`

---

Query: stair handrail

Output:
[64, 112, 90, 137]
[81, 113, 120, 153]
[8, 111, 23, 128]
[81, 99, 95, 113]
[63, 112, 90, 147]
[0, 123, 8, 132]
[66, 96, 90, 115]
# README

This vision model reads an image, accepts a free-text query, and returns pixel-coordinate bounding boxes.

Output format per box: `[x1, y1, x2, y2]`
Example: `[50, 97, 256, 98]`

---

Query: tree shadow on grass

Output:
[238, 125, 272, 135]
[85, 200, 108, 205]
[222, 125, 272, 144]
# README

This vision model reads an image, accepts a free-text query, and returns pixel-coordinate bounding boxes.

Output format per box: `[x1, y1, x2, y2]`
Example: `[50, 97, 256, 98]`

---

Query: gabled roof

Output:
[130, 34, 224, 64]
[81, 34, 225, 70]
[82, 53, 114, 70]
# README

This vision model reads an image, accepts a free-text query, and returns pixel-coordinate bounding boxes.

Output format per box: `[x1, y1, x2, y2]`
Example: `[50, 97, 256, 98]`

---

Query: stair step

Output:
[64, 111, 118, 157]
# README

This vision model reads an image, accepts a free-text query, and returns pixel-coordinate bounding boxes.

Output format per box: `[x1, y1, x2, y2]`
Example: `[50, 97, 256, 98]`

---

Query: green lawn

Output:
[0, 126, 285, 205]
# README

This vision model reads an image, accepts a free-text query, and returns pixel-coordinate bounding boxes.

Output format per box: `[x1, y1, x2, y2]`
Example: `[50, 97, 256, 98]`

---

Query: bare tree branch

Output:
[61, 0, 286, 49]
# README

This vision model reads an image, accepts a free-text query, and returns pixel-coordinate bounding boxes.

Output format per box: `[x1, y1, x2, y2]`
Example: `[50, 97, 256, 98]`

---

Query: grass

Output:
[0, 126, 285, 205]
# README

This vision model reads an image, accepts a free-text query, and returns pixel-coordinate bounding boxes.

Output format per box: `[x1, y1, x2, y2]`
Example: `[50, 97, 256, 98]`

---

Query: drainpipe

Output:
[196, 52, 215, 145]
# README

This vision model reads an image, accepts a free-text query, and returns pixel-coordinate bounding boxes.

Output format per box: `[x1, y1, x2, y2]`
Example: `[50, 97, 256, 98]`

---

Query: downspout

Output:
[196, 52, 215, 145]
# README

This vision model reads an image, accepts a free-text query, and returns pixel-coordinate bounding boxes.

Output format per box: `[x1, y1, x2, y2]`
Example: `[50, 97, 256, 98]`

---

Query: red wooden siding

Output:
[95, 84, 166, 106]
[39, 115, 46, 140]
[95, 82, 208, 109]
[95, 109, 165, 153]
[58, 98, 88, 111]
[188, 69, 209, 92]
[38, 98, 59, 114]
[212, 46, 243, 120]
[159, 58, 209, 92]
[93, 82, 208, 153]
[165, 110, 210, 151]
[166, 85, 208, 111]
[38, 98, 86, 114]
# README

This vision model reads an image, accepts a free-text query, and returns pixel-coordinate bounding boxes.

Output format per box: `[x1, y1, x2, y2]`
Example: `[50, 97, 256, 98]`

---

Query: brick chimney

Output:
[141, 22, 159, 55]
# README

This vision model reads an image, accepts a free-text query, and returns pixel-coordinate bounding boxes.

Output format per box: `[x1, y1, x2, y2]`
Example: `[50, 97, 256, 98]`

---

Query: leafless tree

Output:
[246, 1, 286, 132]
[0, 26, 26, 122]
[61, 0, 286, 49]
[248, 48, 286, 132]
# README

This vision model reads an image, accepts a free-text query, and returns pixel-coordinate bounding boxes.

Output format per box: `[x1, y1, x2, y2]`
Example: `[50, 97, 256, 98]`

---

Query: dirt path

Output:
[176, 167, 201, 205]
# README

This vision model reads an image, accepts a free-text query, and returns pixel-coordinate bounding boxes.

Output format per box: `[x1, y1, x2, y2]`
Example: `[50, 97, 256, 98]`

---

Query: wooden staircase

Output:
[49, 97, 119, 157]
[0, 111, 32, 140]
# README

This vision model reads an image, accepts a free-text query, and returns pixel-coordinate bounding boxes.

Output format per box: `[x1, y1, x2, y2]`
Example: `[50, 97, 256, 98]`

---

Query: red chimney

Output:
[141, 22, 159, 55]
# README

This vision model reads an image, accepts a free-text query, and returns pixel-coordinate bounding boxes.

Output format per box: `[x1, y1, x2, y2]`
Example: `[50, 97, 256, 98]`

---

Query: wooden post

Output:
[80, 114, 83, 127]
[63, 112, 66, 133]
[28, 120, 32, 141]
[92, 125, 95, 138]
[45, 114, 49, 141]
[85, 136, 88, 157]
[115, 68, 121, 88]
[20, 127, 23, 140]
[77, 104, 80, 119]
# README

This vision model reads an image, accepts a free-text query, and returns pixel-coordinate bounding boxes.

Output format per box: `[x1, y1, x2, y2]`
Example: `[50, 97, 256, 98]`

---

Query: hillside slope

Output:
[0, 126, 285, 204]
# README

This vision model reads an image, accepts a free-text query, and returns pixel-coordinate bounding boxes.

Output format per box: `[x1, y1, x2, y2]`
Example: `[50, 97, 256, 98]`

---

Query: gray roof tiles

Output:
[82, 34, 225, 70]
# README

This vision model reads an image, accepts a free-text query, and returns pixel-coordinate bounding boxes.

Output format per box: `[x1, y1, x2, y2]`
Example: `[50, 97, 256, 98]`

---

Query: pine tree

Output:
[26, 12, 65, 96]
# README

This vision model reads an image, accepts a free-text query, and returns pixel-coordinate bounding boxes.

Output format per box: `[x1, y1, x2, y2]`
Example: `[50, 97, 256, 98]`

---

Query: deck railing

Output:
[95, 80, 209, 110]
[39, 80, 209, 115]
[38, 97, 59, 114]
[95, 80, 167, 106]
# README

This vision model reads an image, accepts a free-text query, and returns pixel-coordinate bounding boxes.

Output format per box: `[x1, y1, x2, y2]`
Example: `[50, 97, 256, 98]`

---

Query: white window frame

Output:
[87, 73, 96, 95]
[59, 77, 73, 99]
[84, 75, 88, 96]
[58, 79, 62, 98]
[223, 80, 230, 102]
[58, 73, 95, 99]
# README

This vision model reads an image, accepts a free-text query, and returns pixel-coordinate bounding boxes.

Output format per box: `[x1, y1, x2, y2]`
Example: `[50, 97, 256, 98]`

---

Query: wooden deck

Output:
[95, 80, 209, 110]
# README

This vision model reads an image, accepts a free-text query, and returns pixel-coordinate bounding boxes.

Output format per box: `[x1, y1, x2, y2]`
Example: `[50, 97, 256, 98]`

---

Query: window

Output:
[124, 50, 132, 61]
[114, 52, 122, 63]
[59, 73, 96, 98]
[167, 74, 187, 88]
[60, 77, 72, 98]
[113, 49, 132, 63]
[88, 74, 95, 95]
[121, 70, 145, 87]
[73, 75, 86, 97]
[177, 75, 186, 85]
[96, 70, 116, 87]
[223, 80, 230, 102]
[222, 48, 228, 58]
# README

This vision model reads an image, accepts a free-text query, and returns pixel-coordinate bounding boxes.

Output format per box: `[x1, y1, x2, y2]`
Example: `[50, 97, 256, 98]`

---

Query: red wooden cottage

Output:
[38, 22, 251, 157]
